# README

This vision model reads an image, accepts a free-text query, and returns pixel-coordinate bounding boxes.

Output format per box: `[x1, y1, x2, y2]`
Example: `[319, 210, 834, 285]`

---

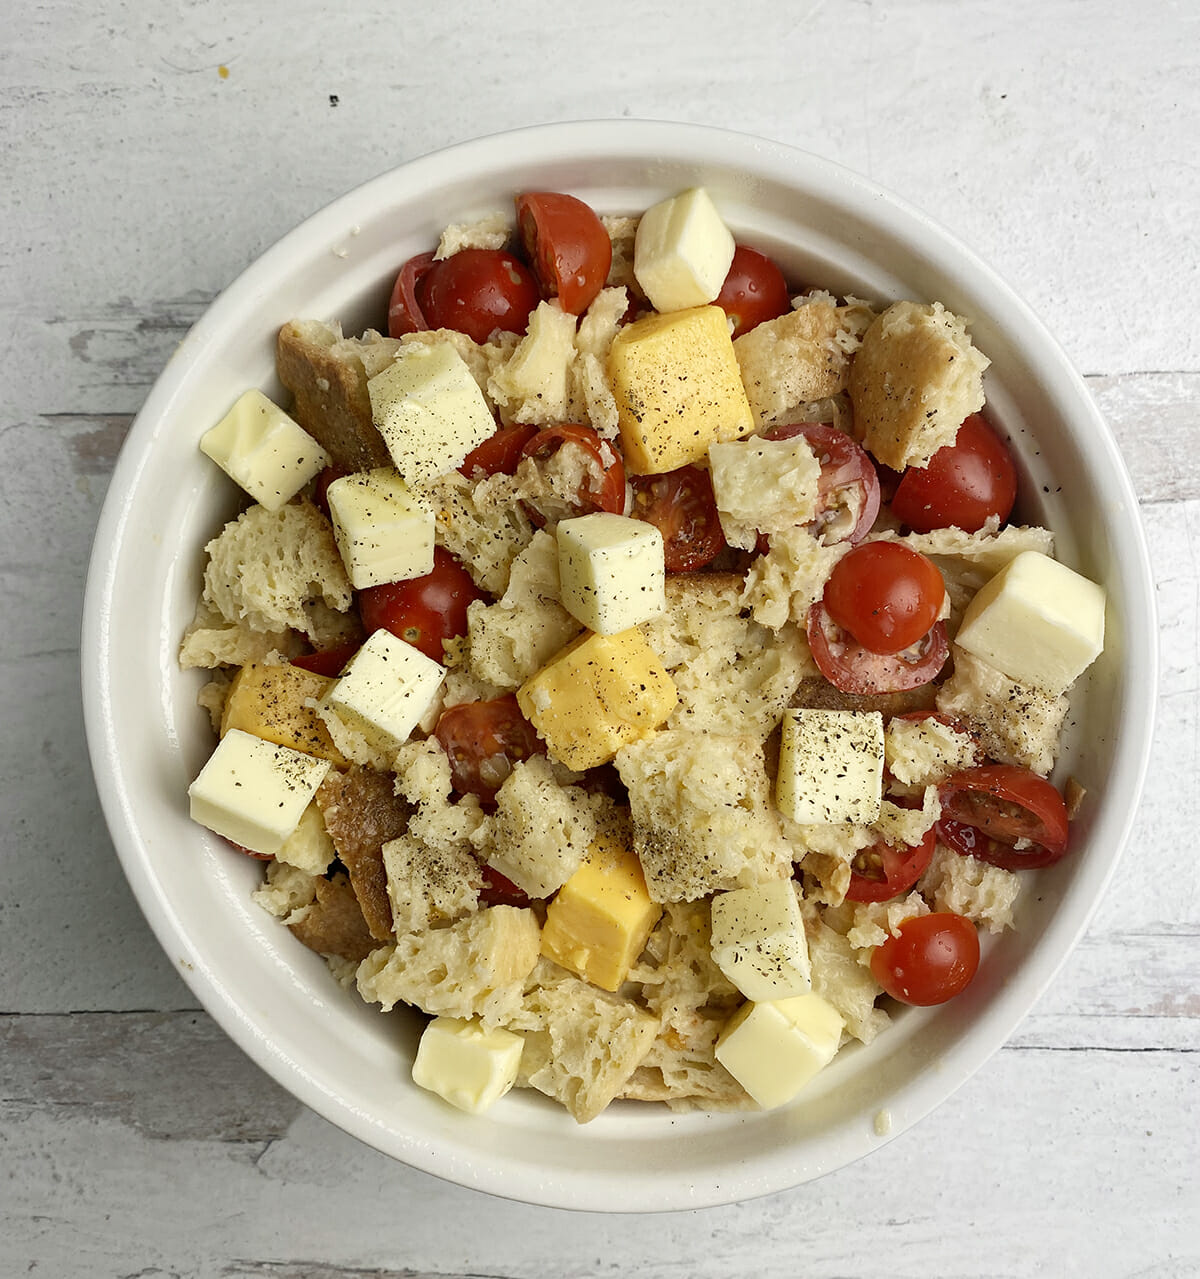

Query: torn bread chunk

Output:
[287, 872, 379, 963]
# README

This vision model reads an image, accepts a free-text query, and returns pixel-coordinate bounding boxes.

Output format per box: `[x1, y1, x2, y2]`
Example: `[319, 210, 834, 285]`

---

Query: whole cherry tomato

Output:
[434, 695, 545, 806]
[630, 464, 726, 571]
[516, 191, 612, 315]
[870, 912, 981, 1005]
[938, 764, 1070, 870]
[807, 601, 948, 695]
[892, 413, 1018, 533]
[822, 542, 946, 654]
[714, 245, 791, 339]
[412, 248, 541, 345]
[519, 423, 626, 525]
[763, 423, 881, 545]
[357, 547, 483, 664]
[459, 423, 539, 477]
[386, 250, 437, 337]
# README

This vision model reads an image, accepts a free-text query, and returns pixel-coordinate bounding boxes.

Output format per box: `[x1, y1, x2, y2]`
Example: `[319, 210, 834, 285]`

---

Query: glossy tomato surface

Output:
[357, 547, 483, 664]
[434, 695, 544, 806]
[516, 191, 612, 315]
[807, 602, 948, 695]
[822, 542, 946, 654]
[415, 248, 540, 344]
[714, 244, 792, 338]
[630, 464, 726, 571]
[459, 422, 539, 477]
[290, 641, 360, 677]
[938, 764, 1070, 870]
[870, 913, 981, 1005]
[845, 822, 937, 903]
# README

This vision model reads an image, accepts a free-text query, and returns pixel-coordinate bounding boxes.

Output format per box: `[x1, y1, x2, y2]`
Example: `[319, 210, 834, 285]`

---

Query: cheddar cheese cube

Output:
[607, 305, 755, 474]
[540, 832, 663, 992]
[516, 629, 677, 770]
[220, 661, 348, 767]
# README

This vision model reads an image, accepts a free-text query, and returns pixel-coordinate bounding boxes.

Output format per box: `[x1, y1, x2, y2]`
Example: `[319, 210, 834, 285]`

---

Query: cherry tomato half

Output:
[891, 413, 1018, 534]
[630, 464, 726, 571]
[520, 423, 626, 525]
[290, 641, 360, 677]
[476, 862, 533, 909]
[357, 547, 483, 664]
[938, 764, 1070, 870]
[845, 820, 937, 903]
[714, 245, 791, 339]
[516, 191, 612, 316]
[386, 250, 437, 337]
[807, 601, 948, 695]
[823, 542, 946, 654]
[459, 422, 539, 478]
[870, 912, 981, 1005]
[434, 694, 545, 806]
[312, 465, 347, 518]
[415, 248, 541, 345]
[763, 423, 881, 545]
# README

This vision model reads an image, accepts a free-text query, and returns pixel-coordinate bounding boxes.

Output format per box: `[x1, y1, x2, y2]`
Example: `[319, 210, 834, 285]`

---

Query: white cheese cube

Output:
[633, 187, 736, 314]
[199, 389, 329, 512]
[326, 468, 435, 590]
[323, 630, 445, 755]
[954, 550, 1105, 695]
[776, 708, 883, 825]
[367, 341, 497, 484]
[556, 513, 666, 634]
[709, 435, 822, 549]
[411, 1016, 524, 1115]
[715, 993, 844, 1110]
[187, 729, 332, 857]
[710, 880, 812, 1001]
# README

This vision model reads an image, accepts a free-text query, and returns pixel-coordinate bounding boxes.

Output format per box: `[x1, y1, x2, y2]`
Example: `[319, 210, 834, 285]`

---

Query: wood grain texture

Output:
[3, 0, 1198, 1273]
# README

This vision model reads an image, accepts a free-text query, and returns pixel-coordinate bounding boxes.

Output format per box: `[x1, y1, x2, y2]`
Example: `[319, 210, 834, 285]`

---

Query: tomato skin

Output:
[386, 250, 437, 337]
[290, 641, 360, 677]
[520, 423, 626, 524]
[807, 602, 948, 695]
[459, 422, 539, 477]
[516, 191, 612, 316]
[357, 547, 483, 664]
[415, 248, 541, 345]
[630, 464, 726, 571]
[714, 245, 791, 339]
[938, 764, 1070, 870]
[845, 822, 937, 903]
[763, 423, 881, 545]
[823, 542, 946, 655]
[477, 863, 533, 909]
[892, 414, 1018, 534]
[434, 695, 545, 806]
[870, 912, 981, 1005]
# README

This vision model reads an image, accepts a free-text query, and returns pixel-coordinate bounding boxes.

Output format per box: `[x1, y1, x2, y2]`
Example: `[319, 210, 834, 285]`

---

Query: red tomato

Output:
[822, 542, 946, 654]
[357, 547, 483, 664]
[290, 641, 360, 677]
[763, 423, 881, 545]
[714, 245, 791, 339]
[938, 764, 1070, 870]
[477, 862, 533, 908]
[891, 414, 1018, 534]
[459, 423, 539, 477]
[630, 465, 726, 571]
[845, 823, 937, 903]
[516, 191, 612, 316]
[870, 912, 981, 1005]
[386, 250, 437, 337]
[434, 695, 545, 806]
[415, 249, 541, 345]
[312, 465, 347, 517]
[520, 423, 626, 525]
[225, 839, 273, 862]
[807, 601, 948, 694]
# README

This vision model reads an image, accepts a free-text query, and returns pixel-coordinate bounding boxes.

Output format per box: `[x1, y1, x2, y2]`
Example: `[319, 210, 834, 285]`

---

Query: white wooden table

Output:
[4, 2, 1197, 1274]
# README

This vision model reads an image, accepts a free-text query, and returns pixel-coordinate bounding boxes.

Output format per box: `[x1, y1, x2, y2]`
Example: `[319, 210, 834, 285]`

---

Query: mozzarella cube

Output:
[709, 435, 823, 550]
[411, 1016, 524, 1115]
[710, 880, 812, 1001]
[556, 513, 666, 634]
[199, 389, 329, 512]
[633, 187, 736, 313]
[714, 992, 844, 1110]
[954, 550, 1105, 695]
[323, 630, 445, 756]
[367, 341, 497, 484]
[776, 708, 883, 825]
[326, 468, 434, 589]
[188, 729, 332, 857]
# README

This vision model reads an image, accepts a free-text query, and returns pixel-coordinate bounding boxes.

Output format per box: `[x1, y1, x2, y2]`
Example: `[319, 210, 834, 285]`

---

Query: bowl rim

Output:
[81, 119, 1158, 1211]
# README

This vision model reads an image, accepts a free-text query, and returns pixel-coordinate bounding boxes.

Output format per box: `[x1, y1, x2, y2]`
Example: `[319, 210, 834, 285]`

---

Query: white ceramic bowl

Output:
[82, 121, 1156, 1211]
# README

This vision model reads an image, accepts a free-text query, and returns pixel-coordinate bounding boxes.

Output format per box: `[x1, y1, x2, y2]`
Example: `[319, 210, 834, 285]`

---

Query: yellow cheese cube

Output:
[516, 629, 677, 770]
[540, 833, 663, 991]
[607, 305, 755, 474]
[220, 662, 348, 767]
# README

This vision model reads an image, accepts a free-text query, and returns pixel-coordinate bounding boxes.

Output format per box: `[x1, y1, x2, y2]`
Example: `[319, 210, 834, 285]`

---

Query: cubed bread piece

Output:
[734, 298, 868, 427]
[276, 319, 397, 472]
[219, 661, 347, 766]
[884, 714, 980, 789]
[615, 731, 793, 903]
[203, 501, 352, 640]
[287, 871, 378, 962]
[488, 299, 579, 425]
[509, 958, 659, 1123]
[274, 800, 337, 875]
[848, 301, 990, 470]
[803, 911, 888, 1044]
[739, 525, 850, 630]
[179, 600, 302, 670]
[381, 833, 482, 935]
[356, 905, 541, 1026]
[417, 469, 534, 597]
[919, 843, 1021, 934]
